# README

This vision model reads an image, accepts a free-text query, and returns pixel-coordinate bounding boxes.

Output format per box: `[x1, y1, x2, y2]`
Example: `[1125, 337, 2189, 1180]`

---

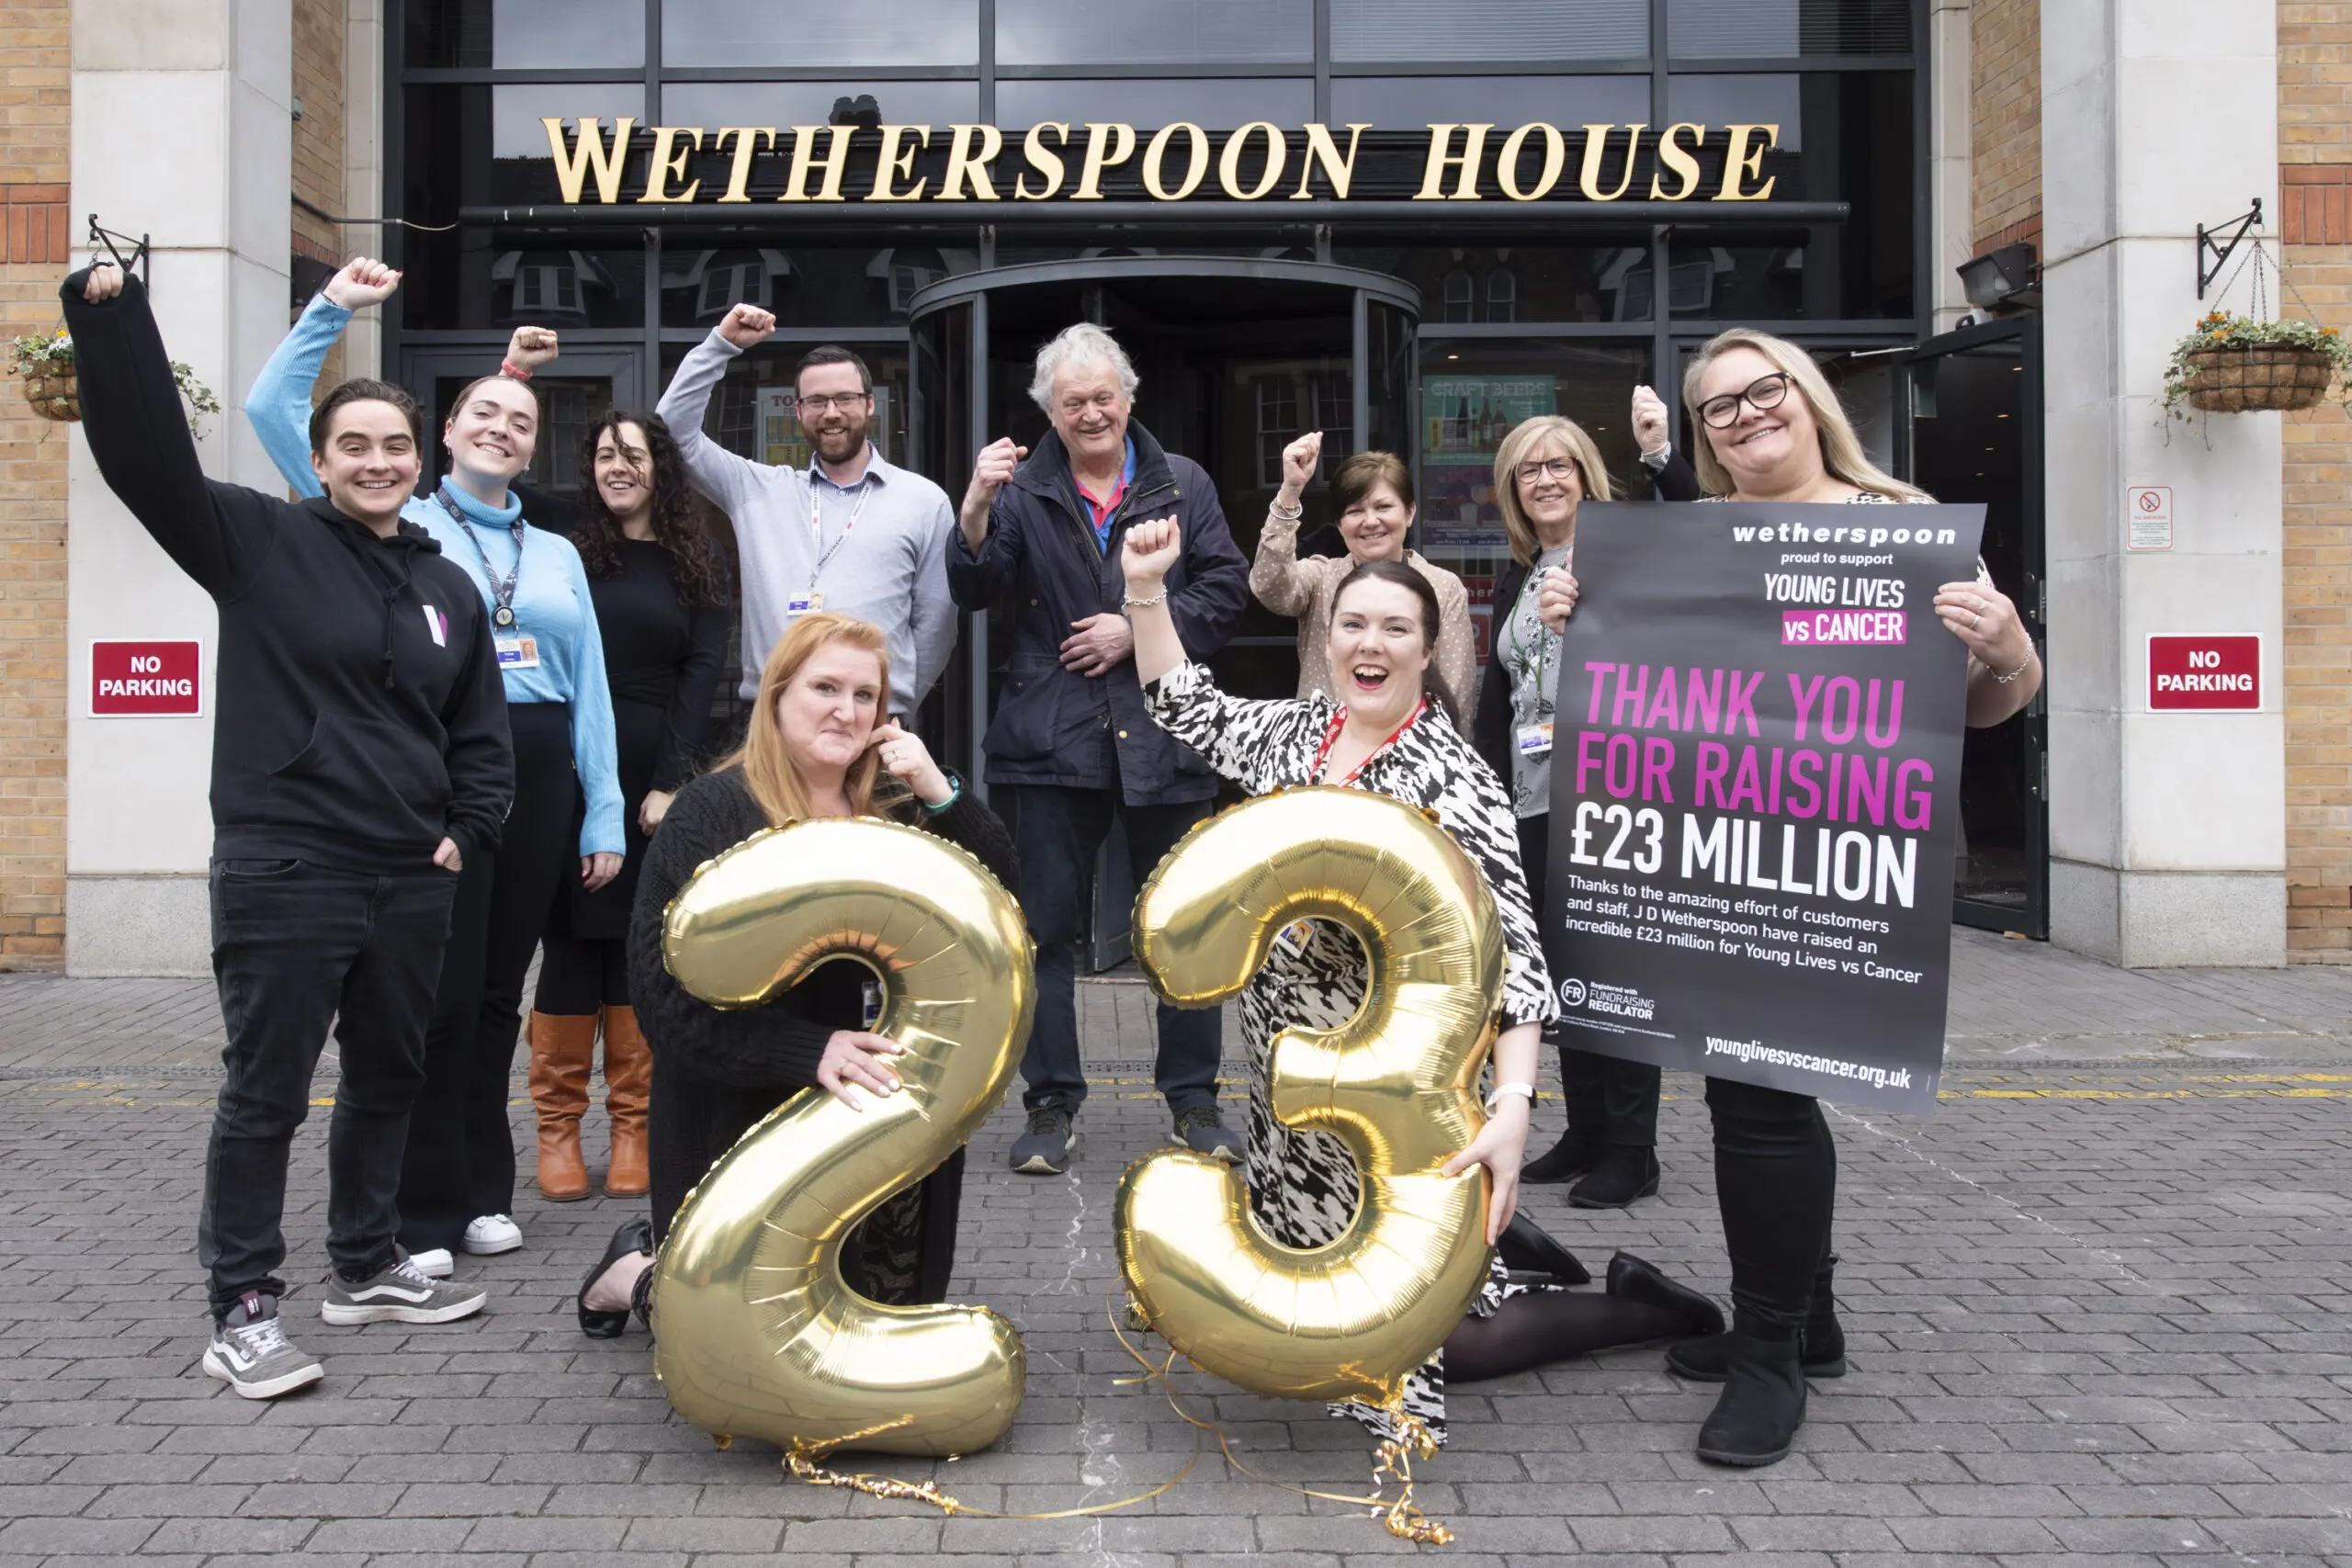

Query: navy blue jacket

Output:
[945, 420, 1248, 805]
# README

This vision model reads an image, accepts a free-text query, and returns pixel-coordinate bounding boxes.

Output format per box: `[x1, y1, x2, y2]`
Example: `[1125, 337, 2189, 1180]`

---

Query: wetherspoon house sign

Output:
[533, 118, 1790, 208]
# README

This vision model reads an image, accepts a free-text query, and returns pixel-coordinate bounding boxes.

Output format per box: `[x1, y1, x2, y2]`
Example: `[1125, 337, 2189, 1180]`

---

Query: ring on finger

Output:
[1971, 611, 1982, 630]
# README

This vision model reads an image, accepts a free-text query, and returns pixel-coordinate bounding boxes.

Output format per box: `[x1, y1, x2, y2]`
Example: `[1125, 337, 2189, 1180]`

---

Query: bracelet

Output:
[1992, 649, 2037, 684]
[922, 773, 962, 815]
[1268, 498, 1304, 521]
[1123, 588, 1169, 610]
[1483, 1081, 1536, 1114]
[499, 359, 533, 381]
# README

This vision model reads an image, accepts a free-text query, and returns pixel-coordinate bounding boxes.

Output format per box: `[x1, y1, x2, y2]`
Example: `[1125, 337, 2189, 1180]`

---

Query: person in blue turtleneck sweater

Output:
[248, 258, 626, 1271]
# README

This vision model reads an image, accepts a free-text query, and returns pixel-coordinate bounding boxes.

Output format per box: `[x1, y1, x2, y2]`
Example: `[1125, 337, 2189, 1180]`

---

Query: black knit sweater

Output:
[625, 765, 1018, 1250]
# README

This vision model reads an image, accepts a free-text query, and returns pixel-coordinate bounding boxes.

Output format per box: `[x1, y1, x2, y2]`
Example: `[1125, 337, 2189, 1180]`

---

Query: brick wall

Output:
[0, 0, 70, 968]
[2280, 5, 2352, 960]
[1970, 0, 2041, 254]
[292, 0, 346, 385]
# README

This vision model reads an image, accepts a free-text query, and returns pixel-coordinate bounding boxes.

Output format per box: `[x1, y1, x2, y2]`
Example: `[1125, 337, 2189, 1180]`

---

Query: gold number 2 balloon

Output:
[652, 818, 1035, 1457]
[1114, 786, 1505, 1405]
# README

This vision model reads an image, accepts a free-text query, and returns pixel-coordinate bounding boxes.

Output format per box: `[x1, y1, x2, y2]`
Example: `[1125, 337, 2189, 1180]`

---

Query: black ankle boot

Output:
[1567, 1145, 1660, 1209]
[1496, 1213, 1592, 1285]
[1606, 1252, 1724, 1339]
[1521, 1126, 1601, 1184]
[578, 1218, 653, 1339]
[1666, 1254, 1845, 1382]
[1696, 1331, 1807, 1467]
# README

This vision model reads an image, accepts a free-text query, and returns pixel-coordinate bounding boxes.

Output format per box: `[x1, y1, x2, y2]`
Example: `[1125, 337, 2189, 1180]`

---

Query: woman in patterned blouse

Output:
[1124, 517, 1723, 1448]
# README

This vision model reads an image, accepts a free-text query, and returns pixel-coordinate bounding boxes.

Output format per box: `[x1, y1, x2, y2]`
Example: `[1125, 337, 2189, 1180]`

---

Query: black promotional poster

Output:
[1540, 502, 1986, 1114]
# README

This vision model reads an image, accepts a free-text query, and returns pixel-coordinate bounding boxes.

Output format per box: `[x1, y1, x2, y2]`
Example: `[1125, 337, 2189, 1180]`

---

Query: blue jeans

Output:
[198, 858, 457, 1320]
[1012, 783, 1221, 1116]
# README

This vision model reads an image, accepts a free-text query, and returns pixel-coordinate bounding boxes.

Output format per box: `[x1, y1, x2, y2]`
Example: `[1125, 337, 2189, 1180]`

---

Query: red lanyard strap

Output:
[1310, 697, 1427, 787]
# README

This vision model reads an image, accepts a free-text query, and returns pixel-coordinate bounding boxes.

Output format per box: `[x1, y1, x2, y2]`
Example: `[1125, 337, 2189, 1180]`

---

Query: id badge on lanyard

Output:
[494, 635, 541, 669]
[797, 471, 871, 615]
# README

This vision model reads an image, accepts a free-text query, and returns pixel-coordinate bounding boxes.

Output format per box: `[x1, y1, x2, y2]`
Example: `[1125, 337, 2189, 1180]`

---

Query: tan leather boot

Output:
[529, 1010, 596, 1201]
[602, 1004, 650, 1198]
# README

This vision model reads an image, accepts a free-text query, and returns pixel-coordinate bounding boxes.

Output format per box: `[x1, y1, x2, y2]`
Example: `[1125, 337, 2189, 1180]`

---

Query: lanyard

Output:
[437, 486, 525, 629]
[1310, 697, 1428, 787]
[807, 467, 875, 586]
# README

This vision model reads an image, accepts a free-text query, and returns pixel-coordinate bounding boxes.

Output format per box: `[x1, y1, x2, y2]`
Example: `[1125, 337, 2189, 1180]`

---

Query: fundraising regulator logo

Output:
[1560, 976, 1655, 1021]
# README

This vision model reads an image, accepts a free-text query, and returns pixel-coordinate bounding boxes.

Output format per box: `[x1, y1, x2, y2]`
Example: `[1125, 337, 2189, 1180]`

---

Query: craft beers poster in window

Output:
[1542, 502, 1986, 1113]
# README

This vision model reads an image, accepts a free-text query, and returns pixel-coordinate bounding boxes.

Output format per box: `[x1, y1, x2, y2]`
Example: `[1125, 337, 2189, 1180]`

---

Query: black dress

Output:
[624, 766, 1019, 1304]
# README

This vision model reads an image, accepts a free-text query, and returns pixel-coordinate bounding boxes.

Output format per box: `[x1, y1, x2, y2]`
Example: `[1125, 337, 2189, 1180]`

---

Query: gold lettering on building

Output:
[639, 126, 705, 203]
[542, 116, 635, 205]
[1650, 122, 1705, 200]
[1217, 121, 1286, 200]
[940, 123, 1003, 199]
[1417, 124, 1494, 201]
[1073, 122, 1136, 200]
[870, 125, 932, 200]
[1291, 122, 1370, 199]
[1578, 122, 1644, 201]
[1495, 122, 1565, 202]
[715, 127, 775, 203]
[1716, 123, 1778, 200]
[1143, 123, 1209, 201]
[780, 124, 855, 202]
[1017, 123, 1069, 199]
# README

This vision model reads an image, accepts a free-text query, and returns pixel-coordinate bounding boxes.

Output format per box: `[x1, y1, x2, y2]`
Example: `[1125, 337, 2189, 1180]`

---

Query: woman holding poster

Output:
[1474, 417, 1668, 1213]
[1537, 329, 2040, 1468]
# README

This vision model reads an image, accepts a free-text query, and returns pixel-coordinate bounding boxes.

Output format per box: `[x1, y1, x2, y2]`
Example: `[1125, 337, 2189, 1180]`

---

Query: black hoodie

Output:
[62, 270, 514, 874]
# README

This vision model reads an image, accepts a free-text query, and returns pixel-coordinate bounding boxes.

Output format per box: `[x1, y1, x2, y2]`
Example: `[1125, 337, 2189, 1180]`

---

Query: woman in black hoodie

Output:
[62, 263, 513, 1401]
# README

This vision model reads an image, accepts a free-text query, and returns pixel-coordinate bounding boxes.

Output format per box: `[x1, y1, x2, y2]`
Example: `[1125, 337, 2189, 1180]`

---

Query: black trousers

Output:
[1012, 778, 1220, 1115]
[1706, 1075, 1837, 1339]
[1516, 811, 1661, 1147]
[399, 703, 579, 1250]
[535, 929, 628, 1017]
[198, 857, 456, 1319]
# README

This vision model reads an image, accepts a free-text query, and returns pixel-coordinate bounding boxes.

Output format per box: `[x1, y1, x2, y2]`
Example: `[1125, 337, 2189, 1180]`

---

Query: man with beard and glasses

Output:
[658, 304, 956, 721]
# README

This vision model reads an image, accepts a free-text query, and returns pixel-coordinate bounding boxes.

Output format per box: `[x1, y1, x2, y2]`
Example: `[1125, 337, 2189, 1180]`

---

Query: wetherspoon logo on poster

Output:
[530, 118, 1787, 206]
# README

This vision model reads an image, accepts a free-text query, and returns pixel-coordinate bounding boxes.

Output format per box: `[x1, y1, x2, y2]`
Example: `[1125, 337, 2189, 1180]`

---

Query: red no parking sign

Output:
[90, 640, 203, 717]
[2148, 635, 2260, 711]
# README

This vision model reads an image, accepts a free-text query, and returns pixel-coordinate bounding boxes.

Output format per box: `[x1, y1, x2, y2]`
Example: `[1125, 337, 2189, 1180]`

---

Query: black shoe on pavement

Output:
[579, 1218, 654, 1339]
[1604, 1251, 1724, 1339]
[1010, 1106, 1077, 1175]
[1174, 1104, 1239, 1163]
[1696, 1331, 1809, 1467]
[1667, 1254, 1846, 1382]
[1521, 1126, 1601, 1185]
[1496, 1213, 1592, 1285]
[1568, 1145, 1660, 1209]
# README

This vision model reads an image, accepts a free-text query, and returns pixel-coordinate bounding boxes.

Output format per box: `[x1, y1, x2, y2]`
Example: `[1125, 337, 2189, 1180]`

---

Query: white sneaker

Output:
[461, 1214, 522, 1255]
[407, 1247, 455, 1279]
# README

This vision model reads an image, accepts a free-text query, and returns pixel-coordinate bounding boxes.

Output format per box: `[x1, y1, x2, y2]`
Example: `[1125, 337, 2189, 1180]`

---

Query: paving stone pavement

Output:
[4, 929, 2351, 1567]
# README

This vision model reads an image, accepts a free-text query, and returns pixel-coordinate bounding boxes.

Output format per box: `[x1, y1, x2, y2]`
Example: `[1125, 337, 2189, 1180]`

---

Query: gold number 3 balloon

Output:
[1114, 786, 1505, 1405]
[652, 818, 1035, 1457]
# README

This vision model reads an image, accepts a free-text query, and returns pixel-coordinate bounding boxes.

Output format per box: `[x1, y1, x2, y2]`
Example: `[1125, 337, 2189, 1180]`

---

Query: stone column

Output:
[2042, 0, 2286, 965]
[67, 0, 290, 975]
[1929, 0, 1975, 333]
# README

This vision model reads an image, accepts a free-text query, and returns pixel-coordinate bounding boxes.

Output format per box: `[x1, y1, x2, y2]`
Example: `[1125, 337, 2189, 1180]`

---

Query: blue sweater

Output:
[249, 296, 626, 858]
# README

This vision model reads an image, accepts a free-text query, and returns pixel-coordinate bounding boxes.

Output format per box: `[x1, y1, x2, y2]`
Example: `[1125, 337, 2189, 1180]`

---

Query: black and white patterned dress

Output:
[1142, 660, 1559, 1445]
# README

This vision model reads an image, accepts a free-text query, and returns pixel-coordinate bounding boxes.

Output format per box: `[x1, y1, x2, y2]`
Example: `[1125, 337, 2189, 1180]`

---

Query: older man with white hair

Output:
[949, 322, 1249, 1176]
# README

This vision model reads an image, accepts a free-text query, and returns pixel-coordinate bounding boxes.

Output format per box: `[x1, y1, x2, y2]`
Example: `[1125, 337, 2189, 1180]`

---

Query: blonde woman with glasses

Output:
[1535, 327, 2040, 1470]
[1474, 416, 1667, 1214]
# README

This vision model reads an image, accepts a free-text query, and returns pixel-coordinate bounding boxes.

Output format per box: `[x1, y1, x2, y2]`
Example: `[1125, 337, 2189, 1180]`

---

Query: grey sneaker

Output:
[1174, 1104, 1239, 1163]
[320, 1253, 487, 1326]
[202, 1292, 323, 1400]
[1009, 1106, 1076, 1175]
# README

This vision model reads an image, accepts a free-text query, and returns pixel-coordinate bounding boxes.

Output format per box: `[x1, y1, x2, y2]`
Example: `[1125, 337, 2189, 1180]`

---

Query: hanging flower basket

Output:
[19, 368, 78, 422]
[2164, 311, 2352, 419]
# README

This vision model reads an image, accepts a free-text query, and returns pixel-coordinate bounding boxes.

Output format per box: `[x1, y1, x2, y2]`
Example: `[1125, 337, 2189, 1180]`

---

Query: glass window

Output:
[1332, 0, 1646, 62]
[1413, 342, 1651, 658]
[995, 77, 1315, 130]
[491, 243, 646, 327]
[1668, 0, 1911, 59]
[404, 0, 644, 68]
[490, 83, 647, 159]
[1667, 73, 1804, 150]
[661, 243, 972, 328]
[1337, 244, 1655, 324]
[1329, 74, 1647, 131]
[999, 0, 1311, 64]
[661, 81, 981, 130]
[662, 0, 979, 66]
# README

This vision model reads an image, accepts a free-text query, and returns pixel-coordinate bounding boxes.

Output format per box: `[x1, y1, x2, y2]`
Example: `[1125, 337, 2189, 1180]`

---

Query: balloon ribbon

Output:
[782, 1415, 1200, 1519]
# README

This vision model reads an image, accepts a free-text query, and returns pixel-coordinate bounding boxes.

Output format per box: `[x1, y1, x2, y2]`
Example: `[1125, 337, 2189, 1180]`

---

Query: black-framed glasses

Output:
[1698, 372, 1792, 428]
[796, 392, 871, 413]
[1513, 457, 1579, 485]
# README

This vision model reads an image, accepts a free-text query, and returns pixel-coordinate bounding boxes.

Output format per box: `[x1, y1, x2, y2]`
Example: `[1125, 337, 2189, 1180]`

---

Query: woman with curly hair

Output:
[506, 328, 734, 1206]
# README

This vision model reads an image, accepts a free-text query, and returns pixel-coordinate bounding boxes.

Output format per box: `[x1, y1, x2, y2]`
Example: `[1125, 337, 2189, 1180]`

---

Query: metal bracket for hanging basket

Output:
[2198, 198, 2263, 300]
[86, 216, 151, 288]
